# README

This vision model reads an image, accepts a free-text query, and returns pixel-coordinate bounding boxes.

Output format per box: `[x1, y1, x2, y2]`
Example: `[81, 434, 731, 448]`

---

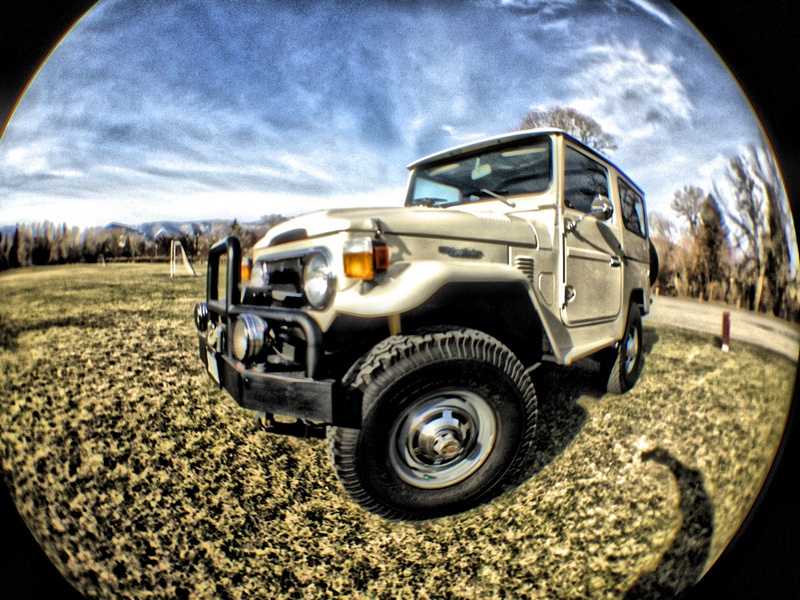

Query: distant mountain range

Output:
[1, 218, 276, 242]
[103, 220, 239, 241]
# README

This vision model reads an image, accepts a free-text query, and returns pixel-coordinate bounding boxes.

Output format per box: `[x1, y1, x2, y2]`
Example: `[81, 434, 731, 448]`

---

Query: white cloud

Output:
[149, 186, 409, 223]
[276, 155, 336, 184]
[626, 0, 676, 28]
[497, 0, 578, 11]
[569, 40, 692, 141]
[697, 153, 730, 186]
[0, 184, 409, 229]
[2, 143, 52, 175]
[441, 125, 489, 143]
[49, 169, 84, 178]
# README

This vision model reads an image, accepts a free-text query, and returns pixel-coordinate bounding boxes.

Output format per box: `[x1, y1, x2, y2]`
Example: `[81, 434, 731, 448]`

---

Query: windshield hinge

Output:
[372, 218, 385, 238]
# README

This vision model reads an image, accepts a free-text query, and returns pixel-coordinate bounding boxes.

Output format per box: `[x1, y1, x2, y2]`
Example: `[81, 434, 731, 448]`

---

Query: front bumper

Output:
[197, 236, 337, 425]
[198, 336, 335, 422]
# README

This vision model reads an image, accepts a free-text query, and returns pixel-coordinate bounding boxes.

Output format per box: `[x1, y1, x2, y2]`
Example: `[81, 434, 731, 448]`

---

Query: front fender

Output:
[328, 260, 561, 367]
[334, 260, 529, 318]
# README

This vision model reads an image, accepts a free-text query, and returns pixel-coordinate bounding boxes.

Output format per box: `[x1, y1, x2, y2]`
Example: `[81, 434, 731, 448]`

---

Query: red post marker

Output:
[722, 311, 731, 352]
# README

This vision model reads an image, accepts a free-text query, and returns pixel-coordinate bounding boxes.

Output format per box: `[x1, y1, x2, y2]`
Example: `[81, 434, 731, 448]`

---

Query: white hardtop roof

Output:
[406, 127, 642, 195]
[407, 128, 572, 169]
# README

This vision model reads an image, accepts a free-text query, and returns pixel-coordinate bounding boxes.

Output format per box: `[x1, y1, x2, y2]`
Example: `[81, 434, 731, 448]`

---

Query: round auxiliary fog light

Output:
[232, 314, 268, 362]
[194, 302, 209, 332]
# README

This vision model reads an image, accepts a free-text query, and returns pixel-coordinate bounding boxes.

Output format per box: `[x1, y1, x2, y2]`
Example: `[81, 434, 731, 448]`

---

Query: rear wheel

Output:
[327, 328, 537, 520]
[602, 303, 644, 394]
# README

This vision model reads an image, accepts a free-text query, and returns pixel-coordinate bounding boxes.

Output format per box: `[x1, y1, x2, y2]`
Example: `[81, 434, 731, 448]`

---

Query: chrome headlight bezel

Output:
[303, 251, 335, 309]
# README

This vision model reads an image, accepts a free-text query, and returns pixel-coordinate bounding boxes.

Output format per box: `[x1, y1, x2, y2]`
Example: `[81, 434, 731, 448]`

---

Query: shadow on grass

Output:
[0, 315, 110, 350]
[624, 447, 714, 599]
[510, 325, 661, 485]
[0, 313, 18, 350]
[0, 303, 166, 349]
[514, 360, 593, 482]
[643, 325, 659, 355]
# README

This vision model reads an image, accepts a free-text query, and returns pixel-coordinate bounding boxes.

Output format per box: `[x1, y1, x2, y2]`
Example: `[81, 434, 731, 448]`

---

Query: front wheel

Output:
[327, 328, 537, 520]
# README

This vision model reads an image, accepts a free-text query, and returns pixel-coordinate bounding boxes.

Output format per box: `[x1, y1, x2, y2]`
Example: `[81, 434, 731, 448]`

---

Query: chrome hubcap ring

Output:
[389, 390, 497, 489]
[624, 326, 639, 375]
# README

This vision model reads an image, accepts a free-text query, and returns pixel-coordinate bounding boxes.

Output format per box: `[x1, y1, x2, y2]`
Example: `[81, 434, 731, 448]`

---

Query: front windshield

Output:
[407, 138, 551, 208]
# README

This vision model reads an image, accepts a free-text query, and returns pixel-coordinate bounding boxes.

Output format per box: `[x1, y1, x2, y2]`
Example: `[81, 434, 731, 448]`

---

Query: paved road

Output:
[644, 295, 800, 362]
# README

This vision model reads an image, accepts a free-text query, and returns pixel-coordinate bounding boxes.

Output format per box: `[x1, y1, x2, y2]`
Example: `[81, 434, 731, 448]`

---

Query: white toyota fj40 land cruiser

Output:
[195, 128, 657, 519]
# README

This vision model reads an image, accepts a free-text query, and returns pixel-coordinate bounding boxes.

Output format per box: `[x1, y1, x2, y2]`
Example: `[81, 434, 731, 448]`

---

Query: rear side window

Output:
[618, 178, 646, 237]
[563, 147, 609, 213]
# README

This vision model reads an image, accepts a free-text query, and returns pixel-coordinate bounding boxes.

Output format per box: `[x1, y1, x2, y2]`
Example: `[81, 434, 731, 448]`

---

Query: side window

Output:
[619, 178, 646, 237]
[564, 146, 609, 213]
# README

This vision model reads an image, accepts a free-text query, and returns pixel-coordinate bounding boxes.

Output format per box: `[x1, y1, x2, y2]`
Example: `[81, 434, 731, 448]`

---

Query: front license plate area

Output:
[206, 348, 220, 383]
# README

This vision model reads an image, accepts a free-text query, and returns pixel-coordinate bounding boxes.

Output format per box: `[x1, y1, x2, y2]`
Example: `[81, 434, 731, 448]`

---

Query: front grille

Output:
[514, 256, 535, 284]
[242, 255, 306, 308]
[264, 257, 303, 294]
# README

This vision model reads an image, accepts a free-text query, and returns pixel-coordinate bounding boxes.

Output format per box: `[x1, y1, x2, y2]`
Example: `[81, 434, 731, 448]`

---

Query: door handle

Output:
[609, 256, 621, 268]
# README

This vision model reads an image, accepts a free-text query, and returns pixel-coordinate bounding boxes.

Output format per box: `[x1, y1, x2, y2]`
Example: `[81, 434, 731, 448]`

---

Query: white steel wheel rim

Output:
[624, 325, 639, 375]
[389, 390, 497, 490]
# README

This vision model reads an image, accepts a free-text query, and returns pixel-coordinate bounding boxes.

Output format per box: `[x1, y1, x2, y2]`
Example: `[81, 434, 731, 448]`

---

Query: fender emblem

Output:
[438, 246, 484, 259]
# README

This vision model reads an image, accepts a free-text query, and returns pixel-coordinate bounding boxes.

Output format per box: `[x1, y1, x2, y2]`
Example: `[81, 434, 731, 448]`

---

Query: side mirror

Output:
[566, 195, 614, 234]
[590, 195, 613, 221]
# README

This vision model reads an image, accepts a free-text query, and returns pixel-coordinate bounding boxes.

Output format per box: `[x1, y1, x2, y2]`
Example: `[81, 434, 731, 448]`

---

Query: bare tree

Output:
[695, 193, 731, 301]
[717, 153, 764, 309]
[0, 231, 10, 271]
[648, 211, 679, 294]
[518, 106, 617, 153]
[670, 185, 705, 238]
[751, 145, 793, 316]
[717, 143, 793, 314]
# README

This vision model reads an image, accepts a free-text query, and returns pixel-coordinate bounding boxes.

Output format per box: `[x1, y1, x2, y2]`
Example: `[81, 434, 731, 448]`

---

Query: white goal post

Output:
[170, 240, 197, 277]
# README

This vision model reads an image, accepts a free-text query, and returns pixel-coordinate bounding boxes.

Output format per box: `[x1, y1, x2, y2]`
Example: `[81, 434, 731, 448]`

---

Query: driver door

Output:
[561, 146, 623, 326]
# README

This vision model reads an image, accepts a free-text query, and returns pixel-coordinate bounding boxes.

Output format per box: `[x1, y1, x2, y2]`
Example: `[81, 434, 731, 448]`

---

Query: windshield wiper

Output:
[480, 188, 516, 208]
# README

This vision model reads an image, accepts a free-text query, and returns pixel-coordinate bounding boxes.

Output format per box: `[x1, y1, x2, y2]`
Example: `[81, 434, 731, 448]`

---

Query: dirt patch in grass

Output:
[1, 264, 795, 599]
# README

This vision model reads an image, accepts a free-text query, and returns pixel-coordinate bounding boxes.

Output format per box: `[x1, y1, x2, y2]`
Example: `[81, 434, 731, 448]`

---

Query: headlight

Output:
[232, 314, 268, 362]
[249, 261, 267, 287]
[303, 252, 334, 309]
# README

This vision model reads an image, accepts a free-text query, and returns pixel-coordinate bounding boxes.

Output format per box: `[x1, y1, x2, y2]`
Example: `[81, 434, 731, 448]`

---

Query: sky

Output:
[0, 0, 774, 229]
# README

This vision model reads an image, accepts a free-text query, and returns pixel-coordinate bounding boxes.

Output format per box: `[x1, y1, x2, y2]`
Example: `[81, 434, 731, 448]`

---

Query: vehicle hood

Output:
[255, 206, 538, 248]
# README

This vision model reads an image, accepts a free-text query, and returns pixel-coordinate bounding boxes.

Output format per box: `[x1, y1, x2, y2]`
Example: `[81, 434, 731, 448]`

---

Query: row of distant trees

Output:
[649, 144, 796, 320]
[0, 217, 282, 272]
[520, 106, 798, 321]
[0, 223, 176, 269]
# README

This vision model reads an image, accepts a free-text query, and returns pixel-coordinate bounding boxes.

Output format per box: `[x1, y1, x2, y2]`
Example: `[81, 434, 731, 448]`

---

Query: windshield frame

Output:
[405, 136, 553, 209]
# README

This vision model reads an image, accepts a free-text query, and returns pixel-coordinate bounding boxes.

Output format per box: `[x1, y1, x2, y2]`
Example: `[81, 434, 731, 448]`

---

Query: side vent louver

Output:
[514, 256, 535, 284]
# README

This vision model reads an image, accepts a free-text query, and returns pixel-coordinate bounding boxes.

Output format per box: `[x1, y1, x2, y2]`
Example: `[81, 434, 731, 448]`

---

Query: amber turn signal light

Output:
[343, 238, 390, 281]
[241, 257, 252, 282]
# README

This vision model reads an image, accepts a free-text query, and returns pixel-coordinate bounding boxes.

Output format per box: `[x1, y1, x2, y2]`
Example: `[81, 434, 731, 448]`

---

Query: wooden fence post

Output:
[721, 311, 731, 352]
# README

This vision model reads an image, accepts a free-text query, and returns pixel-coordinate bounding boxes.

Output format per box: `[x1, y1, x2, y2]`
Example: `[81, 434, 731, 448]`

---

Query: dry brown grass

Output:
[0, 263, 795, 599]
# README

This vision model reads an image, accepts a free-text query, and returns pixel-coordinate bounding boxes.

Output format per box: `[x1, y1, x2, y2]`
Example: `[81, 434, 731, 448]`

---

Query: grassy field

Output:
[0, 263, 795, 599]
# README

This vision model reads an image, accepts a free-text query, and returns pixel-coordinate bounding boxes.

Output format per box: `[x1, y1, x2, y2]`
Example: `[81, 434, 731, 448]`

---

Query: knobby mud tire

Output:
[327, 327, 537, 520]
